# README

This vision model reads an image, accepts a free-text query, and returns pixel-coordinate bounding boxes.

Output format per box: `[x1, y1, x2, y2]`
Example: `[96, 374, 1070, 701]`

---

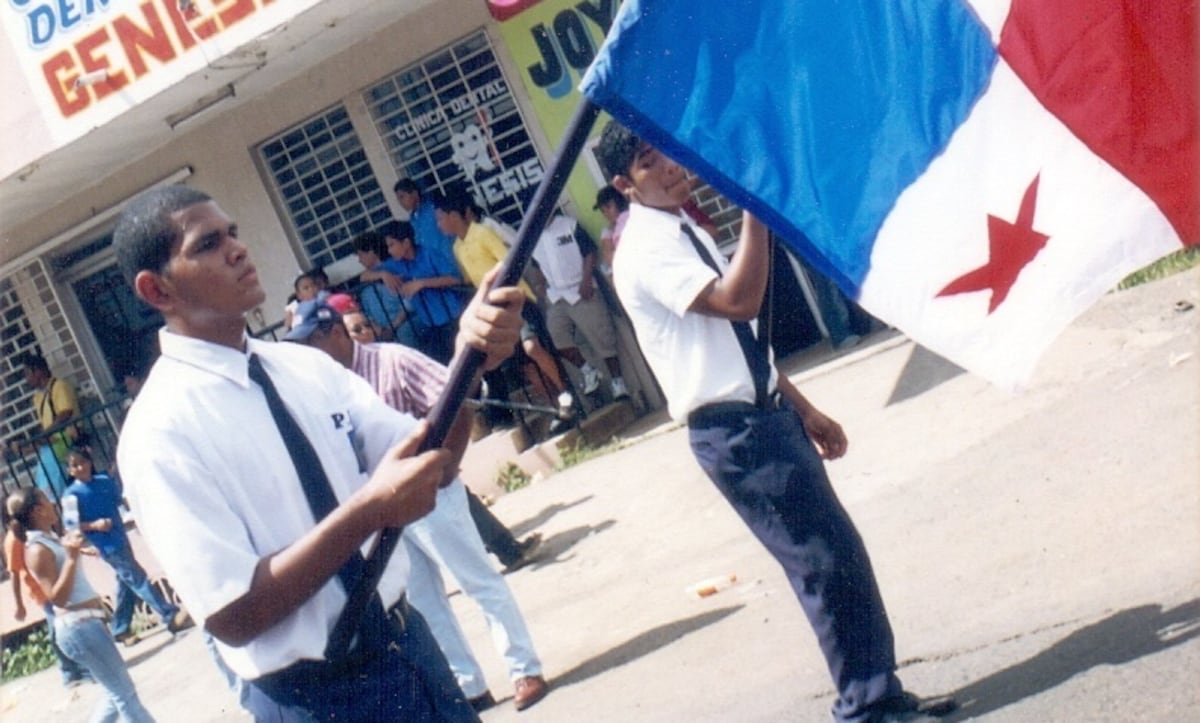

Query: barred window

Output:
[258, 106, 392, 269]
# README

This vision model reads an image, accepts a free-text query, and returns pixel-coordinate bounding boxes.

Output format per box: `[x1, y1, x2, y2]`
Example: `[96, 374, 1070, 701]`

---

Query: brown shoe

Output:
[512, 675, 549, 711]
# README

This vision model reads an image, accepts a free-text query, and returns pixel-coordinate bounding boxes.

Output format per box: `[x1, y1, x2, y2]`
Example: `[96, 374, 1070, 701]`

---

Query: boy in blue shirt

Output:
[64, 447, 192, 645]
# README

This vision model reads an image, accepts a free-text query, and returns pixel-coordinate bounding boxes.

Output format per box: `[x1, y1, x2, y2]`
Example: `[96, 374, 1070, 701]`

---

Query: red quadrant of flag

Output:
[999, 0, 1199, 244]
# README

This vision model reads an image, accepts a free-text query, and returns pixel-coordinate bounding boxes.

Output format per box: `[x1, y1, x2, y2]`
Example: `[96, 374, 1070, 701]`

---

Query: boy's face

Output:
[66, 454, 93, 482]
[435, 209, 467, 239]
[386, 235, 415, 261]
[356, 248, 381, 269]
[396, 190, 419, 213]
[614, 142, 691, 212]
[295, 276, 319, 301]
[143, 201, 265, 320]
[599, 201, 622, 225]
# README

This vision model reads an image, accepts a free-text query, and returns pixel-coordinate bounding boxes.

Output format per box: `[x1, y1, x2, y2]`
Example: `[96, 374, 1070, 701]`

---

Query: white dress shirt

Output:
[612, 203, 778, 421]
[118, 329, 416, 679]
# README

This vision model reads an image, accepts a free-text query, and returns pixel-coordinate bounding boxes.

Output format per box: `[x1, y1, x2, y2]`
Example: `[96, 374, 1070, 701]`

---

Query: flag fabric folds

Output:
[580, 0, 1197, 388]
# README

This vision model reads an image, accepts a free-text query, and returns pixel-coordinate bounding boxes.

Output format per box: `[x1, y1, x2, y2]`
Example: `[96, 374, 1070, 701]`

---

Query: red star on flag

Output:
[937, 174, 1050, 313]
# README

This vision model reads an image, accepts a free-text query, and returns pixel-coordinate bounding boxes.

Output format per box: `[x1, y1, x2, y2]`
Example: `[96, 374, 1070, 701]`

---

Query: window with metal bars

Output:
[364, 29, 543, 227]
[258, 106, 392, 270]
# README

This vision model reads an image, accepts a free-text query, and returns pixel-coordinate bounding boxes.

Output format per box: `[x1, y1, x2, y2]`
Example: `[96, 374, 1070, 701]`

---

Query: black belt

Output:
[252, 594, 411, 690]
[687, 392, 785, 428]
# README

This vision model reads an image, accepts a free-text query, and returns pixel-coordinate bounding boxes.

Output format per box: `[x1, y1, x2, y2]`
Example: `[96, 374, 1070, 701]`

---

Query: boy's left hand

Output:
[801, 409, 848, 460]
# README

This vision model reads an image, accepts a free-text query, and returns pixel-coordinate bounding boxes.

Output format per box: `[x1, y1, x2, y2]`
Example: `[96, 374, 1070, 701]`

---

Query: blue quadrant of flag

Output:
[581, 0, 997, 292]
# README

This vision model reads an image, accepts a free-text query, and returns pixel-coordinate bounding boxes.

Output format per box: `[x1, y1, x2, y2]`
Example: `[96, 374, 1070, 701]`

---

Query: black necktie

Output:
[680, 224, 771, 407]
[246, 353, 384, 653]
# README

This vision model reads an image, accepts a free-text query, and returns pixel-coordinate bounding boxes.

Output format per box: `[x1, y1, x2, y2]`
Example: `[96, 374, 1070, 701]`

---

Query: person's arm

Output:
[687, 211, 770, 321]
[6, 538, 27, 621]
[26, 531, 85, 608]
[361, 269, 404, 295]
[205, 422, 448, 646]
[775, 373, 848, 460]
[399, 275, 461, 299]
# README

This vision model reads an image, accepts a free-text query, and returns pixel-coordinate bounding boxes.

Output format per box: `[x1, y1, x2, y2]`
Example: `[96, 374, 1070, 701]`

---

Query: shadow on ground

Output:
[522, 520, 617, 571]
[886, 345, 964, 406]
[553, 606, 744, 690]
[508, 496, 595, 538]
[944, 599, 1200, 720]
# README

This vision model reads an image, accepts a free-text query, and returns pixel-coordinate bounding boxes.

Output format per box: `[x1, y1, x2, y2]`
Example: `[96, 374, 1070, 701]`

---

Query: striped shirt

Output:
[350, 341, 448, 416]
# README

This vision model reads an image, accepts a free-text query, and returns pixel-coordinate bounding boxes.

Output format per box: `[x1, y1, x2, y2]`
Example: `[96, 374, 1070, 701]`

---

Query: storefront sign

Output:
[3, 0, 319, 143]
[492, 0, 620, 233]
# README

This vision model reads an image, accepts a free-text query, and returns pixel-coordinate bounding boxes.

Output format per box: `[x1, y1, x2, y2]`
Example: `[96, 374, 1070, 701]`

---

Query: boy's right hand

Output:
[360, 422, 447, 530]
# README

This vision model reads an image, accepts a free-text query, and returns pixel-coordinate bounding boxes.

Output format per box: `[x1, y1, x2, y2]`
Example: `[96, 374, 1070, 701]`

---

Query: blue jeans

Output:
[102, 543, 178, 638]
[42, 604, 90, 684]
[33, 444, 68, 502]
[688, 402, 901, 722]
[405, 479, 542, 698]
[55, 615, 155, 722]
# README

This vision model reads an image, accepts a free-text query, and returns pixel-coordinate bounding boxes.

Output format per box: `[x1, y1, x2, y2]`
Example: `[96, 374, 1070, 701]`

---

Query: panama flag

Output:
[580, 0, 1197, 388]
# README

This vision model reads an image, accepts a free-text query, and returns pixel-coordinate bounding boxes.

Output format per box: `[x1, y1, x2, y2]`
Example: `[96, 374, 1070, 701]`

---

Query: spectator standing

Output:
[532, 210, 629, 400]
[13, 353, 80, 501]
[393, 178, 457, 267]
[7, 487, 156, 721]
[63, 446, 193, 646]
[4, 524, 91, 687]
[594, 184, 629, 275]
[433, 188, 577, 416]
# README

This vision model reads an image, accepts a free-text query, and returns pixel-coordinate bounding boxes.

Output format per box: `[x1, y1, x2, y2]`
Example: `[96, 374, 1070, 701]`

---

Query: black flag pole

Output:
[326, 98, 603, 658]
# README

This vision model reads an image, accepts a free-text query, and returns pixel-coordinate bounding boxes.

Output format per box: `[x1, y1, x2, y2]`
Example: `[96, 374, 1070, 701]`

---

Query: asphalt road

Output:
[3, 268, 1196, 722]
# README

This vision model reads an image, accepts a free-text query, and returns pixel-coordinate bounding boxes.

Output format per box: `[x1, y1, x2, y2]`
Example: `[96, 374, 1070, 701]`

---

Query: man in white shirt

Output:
[112, 185, 524, 722]
[596, 123, 955, 723]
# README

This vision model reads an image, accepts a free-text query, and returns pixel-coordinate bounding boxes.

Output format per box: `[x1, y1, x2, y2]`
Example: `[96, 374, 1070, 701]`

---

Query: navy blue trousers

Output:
[689, 402, 901, 721]
[242, 600, 477, 723]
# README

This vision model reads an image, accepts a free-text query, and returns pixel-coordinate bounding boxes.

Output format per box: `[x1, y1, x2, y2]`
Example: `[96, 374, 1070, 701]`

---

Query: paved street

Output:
[2, 268, 1197, 722]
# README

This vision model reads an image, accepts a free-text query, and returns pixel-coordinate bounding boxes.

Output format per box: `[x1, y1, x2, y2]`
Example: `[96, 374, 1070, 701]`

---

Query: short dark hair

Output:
[16, 351, 48, 373]
[433, 186, 474, 217]
[113, 185, 213, 288]
[595, 184, 628, 212]
[393, 178, 421, 196]
[352, 230, 388, 258]
[595, 121, 642, 181]
[379, 219, 415, 244]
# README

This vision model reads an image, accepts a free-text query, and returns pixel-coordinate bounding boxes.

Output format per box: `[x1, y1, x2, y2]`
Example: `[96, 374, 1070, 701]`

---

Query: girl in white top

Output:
[7, 487, 155, 722]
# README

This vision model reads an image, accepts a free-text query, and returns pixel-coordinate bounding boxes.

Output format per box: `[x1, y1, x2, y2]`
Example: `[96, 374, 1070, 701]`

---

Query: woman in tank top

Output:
[5, 487, 155, 722]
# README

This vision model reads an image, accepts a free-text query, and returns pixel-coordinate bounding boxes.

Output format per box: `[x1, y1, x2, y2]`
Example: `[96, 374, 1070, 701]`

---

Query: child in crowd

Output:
[63, 447, 192, 645]
[594, 184, 629, 275]
[326, 293, 380, 344]
[282, 270, 328, 330]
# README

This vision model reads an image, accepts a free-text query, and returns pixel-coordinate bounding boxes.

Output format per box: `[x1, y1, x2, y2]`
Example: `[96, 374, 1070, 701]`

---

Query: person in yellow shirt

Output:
[14, 352, 79, 499]
[433, 189, 575, 415]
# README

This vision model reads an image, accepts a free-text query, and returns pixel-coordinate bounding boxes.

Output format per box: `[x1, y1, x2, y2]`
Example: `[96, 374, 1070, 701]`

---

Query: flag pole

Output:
[327, 98, 603, 658]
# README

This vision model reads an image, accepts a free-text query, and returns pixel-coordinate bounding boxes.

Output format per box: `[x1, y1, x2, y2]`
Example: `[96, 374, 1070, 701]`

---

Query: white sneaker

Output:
[610, 377, 630, 399]
[580, 363, 602, 395]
